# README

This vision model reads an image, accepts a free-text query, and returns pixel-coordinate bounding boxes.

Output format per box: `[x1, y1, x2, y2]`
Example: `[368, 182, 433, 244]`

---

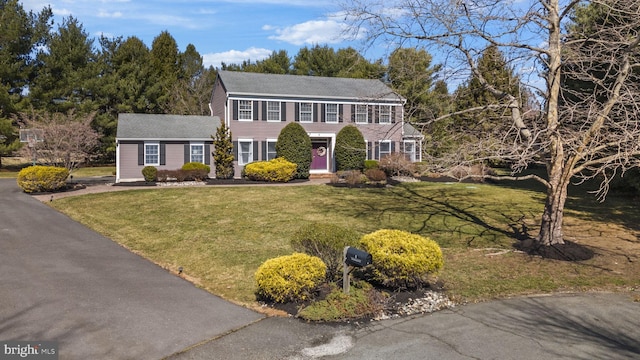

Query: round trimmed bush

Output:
[276, 122, 312, 179]
[17, 165, 69, 193]
[181, 162, 211, 181]
[244, 157, 297, 182]
[291, 223, 361, 282]
[335, 125, 366, 171]
[360, 229, 443, 289]
[142, 166, 157, 182]
[255, 253, 327, 303]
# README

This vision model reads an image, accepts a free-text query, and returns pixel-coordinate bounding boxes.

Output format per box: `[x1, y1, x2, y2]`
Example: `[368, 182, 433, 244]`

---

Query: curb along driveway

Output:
[0, 179, 263, 359]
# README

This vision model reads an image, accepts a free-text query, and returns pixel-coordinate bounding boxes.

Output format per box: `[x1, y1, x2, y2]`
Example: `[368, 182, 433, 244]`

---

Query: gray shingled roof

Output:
[116, 114, 220, 140]
[403, 123, 425, 138]
[217, 70, 405, 102]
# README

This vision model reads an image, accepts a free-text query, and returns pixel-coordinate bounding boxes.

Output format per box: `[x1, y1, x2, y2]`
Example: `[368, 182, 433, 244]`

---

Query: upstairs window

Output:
[379, 105, 391, 124]
[325, 103, 338, 123]
[300, 102, 313, 123]
[239, 100, 253, 120]
[267, 101, 280, 121]
[355, 104, 368, 124]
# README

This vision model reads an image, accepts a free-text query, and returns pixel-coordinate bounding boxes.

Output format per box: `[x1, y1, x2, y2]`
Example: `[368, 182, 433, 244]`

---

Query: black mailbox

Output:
[345, 247, 372, 267]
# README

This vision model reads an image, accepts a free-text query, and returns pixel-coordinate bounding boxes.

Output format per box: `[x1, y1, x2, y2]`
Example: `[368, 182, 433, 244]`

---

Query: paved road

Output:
[0, 179, 263, 359]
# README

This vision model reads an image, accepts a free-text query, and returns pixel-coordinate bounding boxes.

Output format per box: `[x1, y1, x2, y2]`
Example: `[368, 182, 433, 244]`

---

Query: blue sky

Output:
[20, 0, 378, 69]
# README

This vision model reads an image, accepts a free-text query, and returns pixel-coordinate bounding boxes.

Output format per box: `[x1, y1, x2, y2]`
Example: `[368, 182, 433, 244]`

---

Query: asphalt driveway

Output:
[0, 179, 263, 359]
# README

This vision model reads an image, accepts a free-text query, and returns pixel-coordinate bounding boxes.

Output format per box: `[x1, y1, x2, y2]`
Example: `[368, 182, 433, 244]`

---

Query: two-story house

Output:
[115, 71, 423, 182]
[210, 70, 423, 178]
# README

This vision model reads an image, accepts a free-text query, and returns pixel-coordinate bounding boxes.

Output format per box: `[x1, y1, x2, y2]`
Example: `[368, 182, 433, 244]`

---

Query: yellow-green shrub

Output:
[17, 165, 69, 193]
[255, 253, 327, 303]
[360, 229, 443, 289]
[244, 157, 297, 182]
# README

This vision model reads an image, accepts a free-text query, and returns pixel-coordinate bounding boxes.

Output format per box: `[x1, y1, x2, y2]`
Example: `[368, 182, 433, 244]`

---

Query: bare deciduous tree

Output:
[16, 110, 100, 172]
[341, 0, 640, 247]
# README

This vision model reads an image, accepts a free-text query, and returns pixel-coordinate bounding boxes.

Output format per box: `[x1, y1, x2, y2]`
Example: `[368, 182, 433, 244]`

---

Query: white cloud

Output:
[203, 47, 273, 69]
[97, 10, 123, 18]
[266, 19, 352, 46]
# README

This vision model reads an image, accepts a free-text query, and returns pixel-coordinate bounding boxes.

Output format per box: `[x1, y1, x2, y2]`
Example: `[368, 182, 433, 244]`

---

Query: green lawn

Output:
[0, 161, 114, 178]
[49, 181, 640, 308]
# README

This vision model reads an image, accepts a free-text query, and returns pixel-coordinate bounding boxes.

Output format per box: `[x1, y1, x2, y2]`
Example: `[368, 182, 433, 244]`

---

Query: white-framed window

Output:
[238, 139, 253, 165]
[191, 143, 204, 163]
[355, 104, 368, 124]
[379, 105, 392, 124]
[145, 142, 159, 166]
[267, 101, 280, 122]
[266, 139, 278, 161]
[300, 102, 313, 123]
[379, 140, 392, 160]
[239, 100, 253, 121]
[325, 103, 338, 123]
[403, 140, 417, 162]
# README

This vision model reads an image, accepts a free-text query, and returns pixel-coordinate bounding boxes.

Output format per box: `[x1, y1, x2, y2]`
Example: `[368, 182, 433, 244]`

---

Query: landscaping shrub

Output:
[335, 125, 366, 171]
[141, 166, 157, 182]
[448, 164, 496, 181]
[297, 282, 385, 321]
[360, 229, 444, 289]
[276, 122, 312, 179]
[157, 169, 170, 182]
[244, 158, 296, 182]
[181, 162, 211, 181]
[291, 223, 361, 281]
[365, 168, 387, 182]
[16, 165, 69, 193]
[255, 253, 327, 303]
[335, 170, 366, 186]
[364, 160, 380, 170]
[379, 152, 416, 177]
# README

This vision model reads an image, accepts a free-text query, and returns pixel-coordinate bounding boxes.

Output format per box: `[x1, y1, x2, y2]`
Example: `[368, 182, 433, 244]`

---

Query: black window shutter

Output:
[184, 144, 190, 164]
[160, 143, 166, 165]
[261, 141, 267, 161]
[367, 141, 372, 160]
[281, 102, 287, 121]
[253, 101, 259, 121]
[233, 100, 239, 120]
[370, 106, 375, 123]
[391, 141, 396, 153]
[233, 141, 238, 160]
[339, 104, 344, 123]
[253, 141, 259, 161]
[375, 142, 380, 160]
[351, 104, 355, 122]
[391, 106, 397, 123]
[204, 144, 211, 165]
[138, 143, 144, 165]
[262, 101, 267, 121]
[313, 103, 319, 122]
[295, 103, 300, 122]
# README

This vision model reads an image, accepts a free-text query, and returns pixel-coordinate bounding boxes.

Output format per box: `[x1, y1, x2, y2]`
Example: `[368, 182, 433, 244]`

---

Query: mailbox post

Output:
[343, 246, 372, 294]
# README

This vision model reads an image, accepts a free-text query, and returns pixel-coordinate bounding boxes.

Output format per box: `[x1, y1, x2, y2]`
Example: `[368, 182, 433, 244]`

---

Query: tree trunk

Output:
[537, 165, 570, 246]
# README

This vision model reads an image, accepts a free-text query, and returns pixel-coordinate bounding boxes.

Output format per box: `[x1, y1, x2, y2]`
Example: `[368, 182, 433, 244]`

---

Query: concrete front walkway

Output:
[0, 179, 263, 359]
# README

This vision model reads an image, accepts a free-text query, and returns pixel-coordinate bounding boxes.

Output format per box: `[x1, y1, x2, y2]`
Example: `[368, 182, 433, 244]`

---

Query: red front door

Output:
[311, 141, 328, 170]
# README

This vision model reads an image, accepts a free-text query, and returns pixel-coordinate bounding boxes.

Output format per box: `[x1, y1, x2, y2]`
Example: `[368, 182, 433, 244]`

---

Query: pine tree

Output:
[212, 122, 234, 179]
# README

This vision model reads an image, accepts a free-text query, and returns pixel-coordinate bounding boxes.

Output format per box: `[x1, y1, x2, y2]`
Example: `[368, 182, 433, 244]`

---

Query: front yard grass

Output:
[49, 181, 640, 308]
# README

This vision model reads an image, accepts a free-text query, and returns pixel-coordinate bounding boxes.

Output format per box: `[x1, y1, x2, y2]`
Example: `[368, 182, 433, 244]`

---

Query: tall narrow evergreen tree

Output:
[212, 122, 234, 179]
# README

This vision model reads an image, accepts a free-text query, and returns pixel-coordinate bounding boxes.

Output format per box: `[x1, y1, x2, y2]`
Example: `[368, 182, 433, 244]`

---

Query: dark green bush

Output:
[16, 165, 69, 193]
[364, 160, 380, 170]
[291, 223, 361, 282]
[254, 253, 326, 303]
[181, 162, 211, 181]
[335, 125, 366, 171]
[360, 229, 444, 289]
[142, 166, 157, 182]
[276, 122, 312, 179]
[244, 158, 297, 182]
